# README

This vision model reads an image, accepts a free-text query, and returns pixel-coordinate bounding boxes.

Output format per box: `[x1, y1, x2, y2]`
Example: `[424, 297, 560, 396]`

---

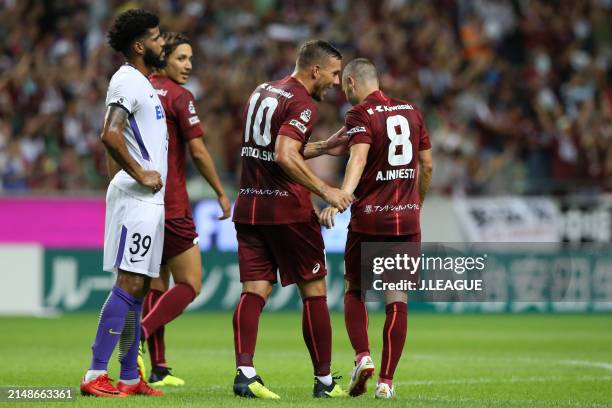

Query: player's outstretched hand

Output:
[323, 187, 353, 212]
[139, 170, 163, 193]
[319, 206, 339, 229]
[218, 194, 232, 220]
[325, 126, 349, 156]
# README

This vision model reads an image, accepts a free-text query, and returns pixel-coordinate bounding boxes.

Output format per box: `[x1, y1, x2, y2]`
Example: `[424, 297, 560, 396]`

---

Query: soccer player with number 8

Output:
[319, 58, 433, 399]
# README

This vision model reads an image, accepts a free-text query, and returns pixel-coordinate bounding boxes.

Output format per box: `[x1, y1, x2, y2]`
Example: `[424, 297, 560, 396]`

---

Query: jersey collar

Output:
[287, 75, 310, 96]
[365, 90, 388, 104]
[124, 62, 152, 81]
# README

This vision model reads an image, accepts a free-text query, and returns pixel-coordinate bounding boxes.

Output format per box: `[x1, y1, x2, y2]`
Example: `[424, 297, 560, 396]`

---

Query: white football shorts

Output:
[103, 184, 164, 277]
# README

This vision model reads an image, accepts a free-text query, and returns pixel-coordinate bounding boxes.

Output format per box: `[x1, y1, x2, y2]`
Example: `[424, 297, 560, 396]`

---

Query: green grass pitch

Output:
[1, 313, 611, 407]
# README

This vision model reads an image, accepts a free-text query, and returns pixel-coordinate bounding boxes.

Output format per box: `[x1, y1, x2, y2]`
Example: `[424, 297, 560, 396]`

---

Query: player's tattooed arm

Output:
[276, 135, 353, 211]
[303, 127, 348, 159]
[418, 149, 433, 206]
[303, 140, 327, 159]
[100, 105, 162, 192]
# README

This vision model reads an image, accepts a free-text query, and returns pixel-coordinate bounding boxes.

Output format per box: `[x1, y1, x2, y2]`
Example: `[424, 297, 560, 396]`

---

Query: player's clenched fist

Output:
[139, 170, 163, 193]
[323, 187, 353, 212]
[319, 206, 339, 229]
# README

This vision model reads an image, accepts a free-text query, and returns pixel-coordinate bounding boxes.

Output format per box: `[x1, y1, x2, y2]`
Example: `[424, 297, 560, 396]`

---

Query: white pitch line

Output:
[396, 375, 612, 386]
[410, 354, 612, 373]
[405, 395, 610, 408]
[559, 360, 612, 371]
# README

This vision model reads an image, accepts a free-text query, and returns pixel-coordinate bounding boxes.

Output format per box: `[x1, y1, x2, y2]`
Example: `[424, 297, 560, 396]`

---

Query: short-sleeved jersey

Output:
[233, 76, 319, 225]
[149, 74, 203, 219]
[346, 90, 431, 235]
[105, 64, 169, 204]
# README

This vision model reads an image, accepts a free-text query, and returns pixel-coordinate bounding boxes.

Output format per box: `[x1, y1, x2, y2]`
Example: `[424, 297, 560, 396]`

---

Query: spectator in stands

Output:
[0, 0, 610, 195]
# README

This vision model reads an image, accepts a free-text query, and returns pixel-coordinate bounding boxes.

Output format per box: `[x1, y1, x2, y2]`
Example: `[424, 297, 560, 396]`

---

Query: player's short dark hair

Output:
[296, 40, 342, 70]
[162, 32, 190, 57]
[107, 9, 159, 56]
[343, 58, 379, 85]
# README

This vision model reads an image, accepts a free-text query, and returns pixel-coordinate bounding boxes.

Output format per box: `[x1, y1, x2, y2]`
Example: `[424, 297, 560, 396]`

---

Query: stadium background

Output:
[1, 0, 611, 313]
[0, 1, 611, 406]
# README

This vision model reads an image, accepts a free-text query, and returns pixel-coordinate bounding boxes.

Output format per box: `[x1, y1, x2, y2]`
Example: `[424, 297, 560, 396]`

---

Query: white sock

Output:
[316, 374, 332, 386]
[85, 370, 107, 382]
[119, 377, 139, 385]
[238, 366, 256, 378]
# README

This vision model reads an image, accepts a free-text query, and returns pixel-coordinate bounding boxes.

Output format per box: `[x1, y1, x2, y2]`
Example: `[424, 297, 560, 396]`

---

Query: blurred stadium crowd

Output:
[0, 0, 610, 195]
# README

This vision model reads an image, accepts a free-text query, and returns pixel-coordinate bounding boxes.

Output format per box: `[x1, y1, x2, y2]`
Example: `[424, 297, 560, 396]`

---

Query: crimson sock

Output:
[302, 296, 332, 376]
[150, 325, 166, 367]
[344, 290, 370, 358]
[379, 302, 407, 382]
[233, 292, 265, 367]
[142, 289, 166, 366]
[141, 283, 196, 339]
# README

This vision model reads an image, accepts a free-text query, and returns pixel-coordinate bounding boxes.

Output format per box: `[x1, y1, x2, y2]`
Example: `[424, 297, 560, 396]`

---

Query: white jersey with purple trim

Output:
[105, 64, 169, 204]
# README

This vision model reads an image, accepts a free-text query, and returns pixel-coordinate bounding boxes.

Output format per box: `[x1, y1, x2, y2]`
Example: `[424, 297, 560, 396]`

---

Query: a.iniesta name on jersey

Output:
[376, 168, 416, 181]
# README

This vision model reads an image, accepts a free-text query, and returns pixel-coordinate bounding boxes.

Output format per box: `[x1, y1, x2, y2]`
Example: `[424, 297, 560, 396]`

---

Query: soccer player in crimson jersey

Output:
[137, 32, 231, 387]
[320, 58, 433, 399]
[231, 40, 352, 399]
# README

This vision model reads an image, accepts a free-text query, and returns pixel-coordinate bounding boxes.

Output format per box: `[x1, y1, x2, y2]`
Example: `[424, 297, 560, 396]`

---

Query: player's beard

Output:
[144, 47, 166, 70]
[312, 83, 326, 102]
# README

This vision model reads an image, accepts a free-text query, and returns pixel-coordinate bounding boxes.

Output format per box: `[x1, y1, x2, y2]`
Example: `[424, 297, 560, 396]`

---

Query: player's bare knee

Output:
[172, 272, 202, 296]
[242, 281, 273, 301]
[186, 279, 201, 297]
[298, 277, 327, 298]
[186, 271, 203, 296]
[116, 270, 149, 298]
[150, 276, 168, 292]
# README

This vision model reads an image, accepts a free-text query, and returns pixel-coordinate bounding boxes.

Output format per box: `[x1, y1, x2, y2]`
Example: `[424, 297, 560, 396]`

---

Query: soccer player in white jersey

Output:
[80, 9, 168, 398]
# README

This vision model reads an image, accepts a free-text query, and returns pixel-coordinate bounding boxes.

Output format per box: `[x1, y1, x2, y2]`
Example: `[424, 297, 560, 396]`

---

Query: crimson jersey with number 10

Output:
[346, 90, 431, 236]
[233, 76, 318, 225]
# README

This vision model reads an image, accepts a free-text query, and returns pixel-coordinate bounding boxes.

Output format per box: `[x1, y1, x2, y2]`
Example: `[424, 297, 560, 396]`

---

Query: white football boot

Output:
[374, 382, 395, 399]
[348, 355, 375, 397]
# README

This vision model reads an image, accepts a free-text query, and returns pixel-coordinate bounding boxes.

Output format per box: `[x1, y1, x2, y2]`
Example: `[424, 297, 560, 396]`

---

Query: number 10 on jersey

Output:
[245, 92, 279, 147]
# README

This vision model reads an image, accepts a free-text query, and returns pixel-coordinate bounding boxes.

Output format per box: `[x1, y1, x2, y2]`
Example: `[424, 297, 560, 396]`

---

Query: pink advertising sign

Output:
[0, 197, 105, 248]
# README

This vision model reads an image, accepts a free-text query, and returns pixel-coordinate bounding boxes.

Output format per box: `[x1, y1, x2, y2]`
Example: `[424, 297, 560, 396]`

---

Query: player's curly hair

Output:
[161, 32, 191, 58]
[107, 9, 159, 56]
[296, 40, 342, 70]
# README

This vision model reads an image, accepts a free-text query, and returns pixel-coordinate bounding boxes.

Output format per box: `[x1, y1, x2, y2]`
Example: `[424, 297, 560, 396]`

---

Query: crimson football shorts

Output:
[161, 216, 199, 264]
[235, 215, 327, 286]
[344, 230, 421, 287]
